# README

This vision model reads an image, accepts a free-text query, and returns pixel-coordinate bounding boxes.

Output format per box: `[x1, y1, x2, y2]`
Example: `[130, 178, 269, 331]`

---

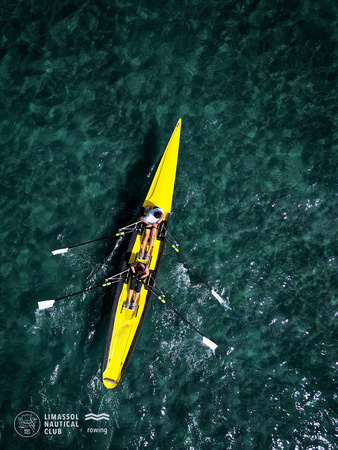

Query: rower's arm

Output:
[157, 212, 165, 223]
[140, 267, 150, 279]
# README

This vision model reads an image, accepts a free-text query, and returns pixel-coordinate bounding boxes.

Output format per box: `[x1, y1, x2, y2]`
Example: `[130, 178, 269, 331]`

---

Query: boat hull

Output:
[102, 120, 181, 389]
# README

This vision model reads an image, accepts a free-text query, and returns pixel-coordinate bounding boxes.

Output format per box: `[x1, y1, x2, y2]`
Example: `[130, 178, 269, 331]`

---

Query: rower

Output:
[139, 206, 165, 260]
[125, 261, 149, 310]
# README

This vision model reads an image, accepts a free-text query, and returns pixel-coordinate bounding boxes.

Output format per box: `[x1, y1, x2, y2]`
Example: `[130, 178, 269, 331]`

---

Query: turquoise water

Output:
[1, 0, 337, 448]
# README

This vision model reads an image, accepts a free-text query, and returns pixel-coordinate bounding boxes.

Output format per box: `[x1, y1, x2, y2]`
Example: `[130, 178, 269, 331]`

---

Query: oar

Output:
[164, 235, 230, 308]
[52, 221, 141, 255]
[38, 270, 128, 310]
[145, 283, 218, 351]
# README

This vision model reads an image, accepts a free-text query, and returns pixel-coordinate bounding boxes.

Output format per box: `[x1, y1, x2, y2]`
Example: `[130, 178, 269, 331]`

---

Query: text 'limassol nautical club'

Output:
[44, 413, 110, 435]
[14, 412, 110, 436]
[44, 413, 79, 434]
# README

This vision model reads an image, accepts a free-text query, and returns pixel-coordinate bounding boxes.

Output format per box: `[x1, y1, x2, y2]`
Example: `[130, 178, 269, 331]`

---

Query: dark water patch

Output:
[1, 0, 337, 448]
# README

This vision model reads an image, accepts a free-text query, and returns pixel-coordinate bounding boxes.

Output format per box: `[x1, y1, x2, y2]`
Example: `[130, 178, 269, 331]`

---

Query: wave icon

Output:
[85, 413, 110, 421]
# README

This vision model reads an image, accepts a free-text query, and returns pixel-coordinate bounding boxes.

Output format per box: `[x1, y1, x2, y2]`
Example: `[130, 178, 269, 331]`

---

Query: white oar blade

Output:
[38, 300, 55, 310]
[211, 289, 224, 303]
[211, 289, 231, 309]
[202, 336, 218, 351]
[52, 248, 69, 255]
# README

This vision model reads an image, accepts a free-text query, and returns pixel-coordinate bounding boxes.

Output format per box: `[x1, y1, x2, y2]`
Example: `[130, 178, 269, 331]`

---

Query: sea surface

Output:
[0, 0, 337, 449]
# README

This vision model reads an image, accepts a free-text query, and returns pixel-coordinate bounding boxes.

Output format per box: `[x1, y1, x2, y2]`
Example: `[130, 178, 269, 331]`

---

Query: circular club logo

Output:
[14, 411, 41, 438]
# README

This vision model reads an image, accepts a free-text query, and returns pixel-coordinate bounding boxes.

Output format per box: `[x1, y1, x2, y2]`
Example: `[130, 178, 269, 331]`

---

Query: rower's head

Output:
[137, 262, 146, 274]
[154, 210, 162, 219]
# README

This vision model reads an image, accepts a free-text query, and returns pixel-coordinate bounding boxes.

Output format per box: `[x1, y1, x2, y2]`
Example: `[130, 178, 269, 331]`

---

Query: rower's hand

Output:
[140, 216, 150, 224]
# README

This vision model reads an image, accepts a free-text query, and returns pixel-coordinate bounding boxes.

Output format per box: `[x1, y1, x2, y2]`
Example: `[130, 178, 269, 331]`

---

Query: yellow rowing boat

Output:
[102, 119, 182, 389]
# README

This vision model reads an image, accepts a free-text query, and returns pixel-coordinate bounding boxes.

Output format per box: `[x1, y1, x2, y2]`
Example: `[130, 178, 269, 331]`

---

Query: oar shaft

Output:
[161, 298, 203, 337]
[68, 232, 126, 250]
[164, 237, 213, 290]
[141, 282, 217, 350]
[145, 283, 203, 337]
[53, 220, 142, 253]
[52, 270, 128, 302]
[53, 281, 115, 302]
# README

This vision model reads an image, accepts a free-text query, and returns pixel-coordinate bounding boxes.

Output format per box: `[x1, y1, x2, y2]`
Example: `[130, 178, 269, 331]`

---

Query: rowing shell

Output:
[102, 119, 182, 389]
